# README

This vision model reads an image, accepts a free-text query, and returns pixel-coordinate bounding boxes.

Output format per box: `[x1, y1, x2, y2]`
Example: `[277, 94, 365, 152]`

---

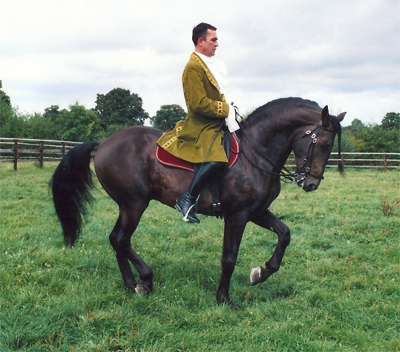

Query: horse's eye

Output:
[318, 143, 329, 151]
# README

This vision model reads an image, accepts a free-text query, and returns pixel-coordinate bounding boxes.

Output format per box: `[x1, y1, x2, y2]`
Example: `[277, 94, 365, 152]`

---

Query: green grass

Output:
[1, 163, 399, 352]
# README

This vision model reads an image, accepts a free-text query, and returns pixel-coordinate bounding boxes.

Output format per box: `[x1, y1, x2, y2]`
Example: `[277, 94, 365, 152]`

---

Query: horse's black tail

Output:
[50, 142, 99, 246]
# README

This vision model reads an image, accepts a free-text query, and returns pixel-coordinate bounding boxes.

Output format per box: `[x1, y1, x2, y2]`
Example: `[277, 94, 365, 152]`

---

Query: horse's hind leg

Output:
[109, 203, 153, 294]
[249, 209, 290, 286]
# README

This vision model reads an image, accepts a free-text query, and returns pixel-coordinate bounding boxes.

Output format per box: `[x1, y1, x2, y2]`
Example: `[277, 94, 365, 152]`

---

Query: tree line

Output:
[0, 82, 186, 142]
[0, 80, 398, 153]
[339, 115, 399, 153]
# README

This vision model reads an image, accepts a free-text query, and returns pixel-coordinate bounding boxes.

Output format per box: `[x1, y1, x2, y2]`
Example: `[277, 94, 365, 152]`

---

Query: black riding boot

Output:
[175, 162, 225, 223]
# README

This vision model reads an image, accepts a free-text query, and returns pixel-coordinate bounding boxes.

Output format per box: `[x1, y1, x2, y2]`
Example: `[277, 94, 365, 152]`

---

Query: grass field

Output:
[0, 163, 399, 352]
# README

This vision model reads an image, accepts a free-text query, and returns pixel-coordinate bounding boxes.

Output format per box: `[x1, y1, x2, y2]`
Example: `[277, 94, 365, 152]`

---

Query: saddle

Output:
[156, 132, 239, 171]
[156, 132, 240, 218]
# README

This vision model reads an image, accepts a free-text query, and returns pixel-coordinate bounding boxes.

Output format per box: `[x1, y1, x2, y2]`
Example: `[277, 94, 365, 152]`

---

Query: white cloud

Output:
[1, 0, 399, 125]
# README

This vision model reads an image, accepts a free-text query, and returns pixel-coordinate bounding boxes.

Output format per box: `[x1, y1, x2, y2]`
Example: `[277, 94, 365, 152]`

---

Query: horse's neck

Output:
[266, 133, 294, 168]
[239, 121, 294, 170]
[243, 114, 307, 168]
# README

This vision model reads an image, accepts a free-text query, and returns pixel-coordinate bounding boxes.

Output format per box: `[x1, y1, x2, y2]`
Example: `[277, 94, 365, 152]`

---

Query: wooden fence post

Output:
[39, 140, 44, 168]
[384, 153, 387, 172]
[62, 141, 66, 157]
[13, 139, 18, 171]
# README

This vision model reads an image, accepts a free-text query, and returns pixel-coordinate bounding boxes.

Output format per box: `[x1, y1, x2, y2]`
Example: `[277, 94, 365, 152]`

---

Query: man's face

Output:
[199, 29, 218, 57]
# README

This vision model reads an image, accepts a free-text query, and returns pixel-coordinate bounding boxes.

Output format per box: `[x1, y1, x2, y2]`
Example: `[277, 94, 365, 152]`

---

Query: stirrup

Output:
[182, 203, 199, 223]
[175, 194, 200, 223]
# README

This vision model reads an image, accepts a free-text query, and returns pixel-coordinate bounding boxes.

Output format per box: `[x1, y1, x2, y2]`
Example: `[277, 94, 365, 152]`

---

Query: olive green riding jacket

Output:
[156, 53, 230, 163]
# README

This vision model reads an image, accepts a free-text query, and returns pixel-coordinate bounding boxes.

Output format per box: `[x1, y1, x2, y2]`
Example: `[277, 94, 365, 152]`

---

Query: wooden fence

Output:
[0, 138, 81, 170]
[285, 152, 400, 171]
[1, 138, 399, 171]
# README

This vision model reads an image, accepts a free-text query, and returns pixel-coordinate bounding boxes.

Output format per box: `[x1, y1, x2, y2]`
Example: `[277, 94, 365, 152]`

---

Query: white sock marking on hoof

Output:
[250, 266, 262, 284]
[135, 284, 147, 295]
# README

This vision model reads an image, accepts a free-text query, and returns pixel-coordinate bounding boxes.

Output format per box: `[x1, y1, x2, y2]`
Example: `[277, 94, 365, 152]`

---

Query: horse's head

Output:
[292, 106, 346, 192]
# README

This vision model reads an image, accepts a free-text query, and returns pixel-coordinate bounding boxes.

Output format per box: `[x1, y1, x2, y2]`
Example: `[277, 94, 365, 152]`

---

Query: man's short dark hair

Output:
[192, 22, 217, 46]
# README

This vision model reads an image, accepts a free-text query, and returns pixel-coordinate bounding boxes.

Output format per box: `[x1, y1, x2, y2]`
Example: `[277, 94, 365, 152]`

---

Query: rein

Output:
[232, 105, 339, 184]
[234, 130, 297, 182]
[233, 106, 297, 182]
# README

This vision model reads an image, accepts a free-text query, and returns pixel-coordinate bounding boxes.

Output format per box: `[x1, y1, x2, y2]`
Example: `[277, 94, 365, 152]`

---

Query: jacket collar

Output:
[190, 52, 220, 93]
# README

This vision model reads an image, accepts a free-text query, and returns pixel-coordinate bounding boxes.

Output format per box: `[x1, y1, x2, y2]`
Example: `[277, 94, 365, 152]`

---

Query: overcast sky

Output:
[1, 0, 399, 126]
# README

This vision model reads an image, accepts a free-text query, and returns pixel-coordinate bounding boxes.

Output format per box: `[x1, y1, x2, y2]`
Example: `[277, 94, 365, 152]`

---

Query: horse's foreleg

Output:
[217, 211, 248, 309]
[249, 209, 290, 286]
[109, 205, 153, 294]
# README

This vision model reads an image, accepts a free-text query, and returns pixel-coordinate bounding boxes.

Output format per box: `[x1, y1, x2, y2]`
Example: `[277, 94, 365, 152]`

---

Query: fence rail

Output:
[285, 152, 400, 171]
[1, 138, 399, 171]
[0, 138, 81, 170]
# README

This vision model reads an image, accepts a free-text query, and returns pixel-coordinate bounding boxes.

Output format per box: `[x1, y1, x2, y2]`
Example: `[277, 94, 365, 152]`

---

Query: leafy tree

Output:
[0, 109, 27, 138]
[24, 112, 57, 140]
[346, 119, 365, 135]
[43, 105, 61, 123]
[0, 81, 15, 137]
[58, 103, 102, 142]
[94, 88, 149, 133]
[150, 104, 186, 131]
[332, 129, 356, 153]
[42, 105, 64, 140]
[343, 119, 373, 151]
[40, 103, 102, 142]
[343, 115, 399, 153]
[381, 112, 399, 131]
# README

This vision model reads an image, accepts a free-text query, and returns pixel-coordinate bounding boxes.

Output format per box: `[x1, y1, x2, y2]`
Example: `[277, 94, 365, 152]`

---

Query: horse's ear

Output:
[336, 112, 346, 122]
[321, 105, 330, 127]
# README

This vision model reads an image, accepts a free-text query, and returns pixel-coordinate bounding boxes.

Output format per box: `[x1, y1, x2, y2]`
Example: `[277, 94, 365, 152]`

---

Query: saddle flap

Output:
[156, 133, 239, 172]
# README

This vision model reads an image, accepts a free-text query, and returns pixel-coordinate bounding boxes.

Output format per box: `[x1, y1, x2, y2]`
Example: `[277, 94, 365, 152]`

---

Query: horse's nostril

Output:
[304, 183, 318, 192]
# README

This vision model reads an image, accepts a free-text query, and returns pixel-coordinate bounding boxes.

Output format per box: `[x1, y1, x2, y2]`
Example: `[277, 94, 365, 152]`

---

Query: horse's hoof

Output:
[228, 301, 240, 310]
[135, 283, 150, 295]
[218, 299, 240, 310]
[250, 266, 262, 286]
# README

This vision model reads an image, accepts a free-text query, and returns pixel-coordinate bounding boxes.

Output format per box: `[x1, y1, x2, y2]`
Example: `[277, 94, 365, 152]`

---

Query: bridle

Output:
[232, 105, 339, 184]
[293, 122, 336, 184]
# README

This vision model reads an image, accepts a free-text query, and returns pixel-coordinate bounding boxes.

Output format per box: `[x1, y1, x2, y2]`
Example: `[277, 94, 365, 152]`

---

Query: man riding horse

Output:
[157, 23, 239, 223]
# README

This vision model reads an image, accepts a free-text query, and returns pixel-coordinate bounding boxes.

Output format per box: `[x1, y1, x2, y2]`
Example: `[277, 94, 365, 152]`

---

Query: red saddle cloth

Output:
[156, 133, 240, 172]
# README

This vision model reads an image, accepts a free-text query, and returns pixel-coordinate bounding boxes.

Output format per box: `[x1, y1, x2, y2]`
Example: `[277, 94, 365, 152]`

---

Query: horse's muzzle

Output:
[302, 174, 323, 192]
[303, 180, 319, 192]
[295, 173, 321, 192]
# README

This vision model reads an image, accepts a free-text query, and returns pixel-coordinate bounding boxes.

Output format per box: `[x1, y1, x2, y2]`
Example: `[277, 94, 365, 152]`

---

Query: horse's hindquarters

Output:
[94, 126, 162, 202]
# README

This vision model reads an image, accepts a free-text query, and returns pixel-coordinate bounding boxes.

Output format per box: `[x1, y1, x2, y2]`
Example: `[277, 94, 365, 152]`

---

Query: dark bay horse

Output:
[51, 97, 345, 309]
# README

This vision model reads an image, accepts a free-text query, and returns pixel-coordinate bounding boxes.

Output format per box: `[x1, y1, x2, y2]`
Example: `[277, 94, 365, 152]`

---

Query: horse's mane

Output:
[247, 97, 322, 123]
